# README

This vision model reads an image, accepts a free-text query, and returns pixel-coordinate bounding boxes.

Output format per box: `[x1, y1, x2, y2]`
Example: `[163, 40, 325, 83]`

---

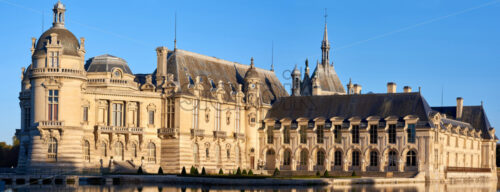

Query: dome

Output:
[244, 57, 259, 79]
[85, 54, 133, 74]
[292, 65, 300, 76]
[54, 1, 65, 9]
[33, 27, 80, 56]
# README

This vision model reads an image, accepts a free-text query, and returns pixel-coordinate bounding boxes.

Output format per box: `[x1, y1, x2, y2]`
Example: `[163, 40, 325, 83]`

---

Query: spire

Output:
[270, 41, 274, 71]
[321, 8, 330, 66]
[174, 12, 177, 50]
[52, 0, 66, 28]
[250, 57, 254, 68]
[305, 59, 310, 77]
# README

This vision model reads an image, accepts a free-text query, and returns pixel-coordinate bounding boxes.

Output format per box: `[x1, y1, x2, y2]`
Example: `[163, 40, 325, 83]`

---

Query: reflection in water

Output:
[7, 181, 498, 192]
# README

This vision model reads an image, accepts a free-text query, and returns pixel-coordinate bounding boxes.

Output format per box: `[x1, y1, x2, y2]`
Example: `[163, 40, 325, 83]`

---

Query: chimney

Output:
[403, 86, 412, 93]
[387, 82, 396, 93]
[156, 46, 169, 85]
[353, 84, 362, 94]
[456, 97, 463, 120]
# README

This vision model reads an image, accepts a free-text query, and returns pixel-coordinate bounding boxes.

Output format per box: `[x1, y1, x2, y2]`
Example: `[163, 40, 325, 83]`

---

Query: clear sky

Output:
[0, 0, 499, 144]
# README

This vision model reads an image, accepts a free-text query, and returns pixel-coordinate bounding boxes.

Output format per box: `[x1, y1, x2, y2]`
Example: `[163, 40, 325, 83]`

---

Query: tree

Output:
[323, 170, 329, 177]
[137, 166, 143, 174]
[181, 166, 187, 175]
[242, 169, 247, 175]
[248, 169, 253, 176]
[158, 167, 163, 174]
[190, 166, 196, 175]
[201, 167, 206, 175]
[316, 171, 320, 176]
[219, 168, 224, 175]
[273, 168, 280, 176]
[236, 167, 242, 175]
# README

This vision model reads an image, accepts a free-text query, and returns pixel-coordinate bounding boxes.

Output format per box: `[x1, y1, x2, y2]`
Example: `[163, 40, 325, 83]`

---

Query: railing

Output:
[296, 165, 308, 171]
[233, 132, 245, 139]
[213, 131, 227, 139]
[446, 167, 491, 173]
[158, 127, 178, 138]
[313, 165, 325, 171]
[130, 127, 143, 134]
[87, 78, 137, 88]
[30, 67, 85, 77]
[191, 129, 205, 137]
[37, 121, 64, 129]
[280, 165, 291, 170]
[95, 126, 144, 134]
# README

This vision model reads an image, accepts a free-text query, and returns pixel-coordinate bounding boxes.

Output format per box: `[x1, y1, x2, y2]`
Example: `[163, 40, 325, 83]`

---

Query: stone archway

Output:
[266, 149, 276, 170]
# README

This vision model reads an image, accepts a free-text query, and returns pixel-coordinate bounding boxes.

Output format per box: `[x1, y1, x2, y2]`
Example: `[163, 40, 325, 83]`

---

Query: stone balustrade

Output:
[95, 125, 144, 134]
[158, 127, 178, 138]
[190, 129, 205, 137]
[213, 130, 227, 139]
[37, 121, 64, 129]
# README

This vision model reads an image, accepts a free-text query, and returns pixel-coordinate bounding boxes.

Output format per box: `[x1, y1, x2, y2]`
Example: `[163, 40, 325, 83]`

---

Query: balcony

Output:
[158, 127, 179, 139]
[233, 132, 245, 140]
[37, 121, 64, 130]
[95, 126, 144, 134]
[190, 129, 205, 137]
[30, 67, 86, 79]
[213, 131, 227, 139]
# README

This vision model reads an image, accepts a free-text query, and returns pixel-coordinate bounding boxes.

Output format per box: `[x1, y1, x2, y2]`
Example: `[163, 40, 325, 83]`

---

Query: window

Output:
[83, 140, 90, 162]
[83, 107, 88, 122]
[334, 151, 342, 166]
[115, 142, 124, 160]
[192, 99, 199, 129]
[167, 98, 175, 128]
[369, 125, 377, 144]
[24, 107, 31, 130]
[112, 103, 123, 126]
[193, 144, 199, 163]
[101, 142, 107, 157]
[316, 125, 324, 143]
[132, 143, 137, 158]
[283, 126, 290, 144]
[389, 151, 397, 167]
[148, 110, 155, 125]
[226, 149, 230, 159]
[370, 151, 378, 166]
[284, 150, 291, 166]
[47, 137, 58, 160]
[235, 146, 241, 165]
[334, 125, 341, 143]
[300, 125, 307, 144]
[48, 90, 59, 121]
[407, 124, 416, 143]
[50, 51, 59, 67]
[267, 126, 274, 144]
[406, 150, 417, 166]
[388, 124, 396, 144]
[215, 145, 221, 164]
[300, 150, 308, 166]
[352, 125, 359, 144]
[205, 148, 210, 159]
[235, 107, 240, 133]
[352, 151, 360, 166]
[147, 142, 156, 163]
[317, 150, 325, 166]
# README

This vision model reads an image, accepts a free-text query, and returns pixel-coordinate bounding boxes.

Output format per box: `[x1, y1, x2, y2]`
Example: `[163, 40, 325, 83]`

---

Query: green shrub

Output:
[242, 169, 247, 175]
[316, 171, 320, 176]
[351, 171, 356, 177]
[190, 166, 195, 175]
[194, 168, 199, 175]
[181, 166, 187, 175]
[158, 167, 164, 174]
[236, 167, 242, 175]
[201, 167, 206, 175]
[219, 168, 224, 175]
[248, 169, 253, 175]
[137, 166, 143, 174]
[323, 170, 329, 177]
[273, 168, 280, 176]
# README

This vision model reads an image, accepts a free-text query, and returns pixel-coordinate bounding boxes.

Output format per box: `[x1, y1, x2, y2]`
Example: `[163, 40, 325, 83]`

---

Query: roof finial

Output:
[250, 57, 254, 68]
[270, 41, 274, 71]
[174, 12, 177, 50]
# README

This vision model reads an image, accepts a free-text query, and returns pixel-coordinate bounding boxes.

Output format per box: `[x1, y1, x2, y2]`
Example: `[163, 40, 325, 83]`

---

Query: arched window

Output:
[101, 142, 107, 157]
[235, 146, 240, 165]
[352, 151, 360, 166]
[267, 126, 274, 144]
[389, 150, 398, 167]
[406, 150, 417, 166]
[215, 145, 221, 164]
[131, 143, 137, 158]
[334, 151, 342, 166]
[300, 149, 308, 166]
[47, 137, 58, 160]
[205, 148, 209, 159]
[193, 144, 199, 164]
[300, 125, 307, 144]
[147, 142, 156, 163]
[317, 150, 325, 166]
[283, 150, 291, 166]
[226, 149, 230, 159]
[370, 151, 378, 166]
[316, 125, 324, 143]
[283, 126, 290, 144]
[114, 142, 124, 160]
[83, 140, 90, 162]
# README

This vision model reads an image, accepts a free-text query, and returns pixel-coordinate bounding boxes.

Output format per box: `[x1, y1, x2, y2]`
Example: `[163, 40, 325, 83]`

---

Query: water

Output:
[4, 181, 500, 192]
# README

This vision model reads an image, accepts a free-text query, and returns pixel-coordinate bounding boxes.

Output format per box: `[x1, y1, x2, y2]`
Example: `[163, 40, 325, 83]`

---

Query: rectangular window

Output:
[215, 103, 221, 131]
[316, 125, 324, 143]
[300, 125, 307, 144]
[192, 99, 199, 129]
[388, 124, 396, 144]
[24, 107, 31, 130]
[334, 125, 341, 144]
[112, 103, 123, 126]
[167, 98, 175, 128]
[148, 110, 155, 125]
[352, 125, 359, 144]
[407, 124, 416, 143]
[267, 126, 274, 144]
[48, 90, 59, 121]
[83, 107, 88, 122]
[283, 126, 290, 144]
[369, 125, 378, 144]
[235, 107, 240, 133]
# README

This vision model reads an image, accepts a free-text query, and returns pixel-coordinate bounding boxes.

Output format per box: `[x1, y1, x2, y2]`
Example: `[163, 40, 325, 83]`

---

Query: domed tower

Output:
[18, 1, 87, 173]
[244, 57, 260, 107]
[291, 65, 301, 96]
[243, 57, 261, 170]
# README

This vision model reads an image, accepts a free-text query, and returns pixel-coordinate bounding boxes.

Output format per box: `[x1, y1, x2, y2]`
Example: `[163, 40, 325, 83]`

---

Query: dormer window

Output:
[112, 69, 122, 79]
[50, 51, 59, 67]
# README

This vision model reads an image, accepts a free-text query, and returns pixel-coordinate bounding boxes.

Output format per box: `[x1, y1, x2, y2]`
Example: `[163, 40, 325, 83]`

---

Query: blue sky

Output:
[0, 0, 499, 144]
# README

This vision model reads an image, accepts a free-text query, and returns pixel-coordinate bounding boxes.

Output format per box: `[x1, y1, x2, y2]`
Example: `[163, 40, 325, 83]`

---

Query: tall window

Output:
[215, 103, 221, 131]
[47, 137, 58, 160]
[317, 150, 325, 166]
[192, 99, 199, 129]
[235, 107, 240, 133]
[235, 146, 241, 165]
[205, 148, 209, 159]
[370, 151, 378, 166]
[132, 143, 137, 158]
[112, 103, 123, 126]
[115, 142, 124, 160]
[226, 149, 230, 159]
[389, 150, 397, 166]
[215, 145, 221, 164]
[352, 151, 360, 166]
[388, 124, 396, 144]
[284, 150, 291, 166]
[24, 107, 31, 130]
[48, 90, 59, 121]
[83, 141, 90, 162]
[334, 125, 341, 143]
[147, 142, 156, 163]
[369, 125, 377, 144]
[83, 107, 89, 122]
[407, 124, 416, 143]
[351, 125, 359, 144]
[193, 144, 199, 164]
[406, 150, 417, 166]
[50, 51, 59, 67]
[148, 110, 155, 125]
[300, 150, 308, 166]
[167, 98, 175, 128]
[334, 151, 342, 166]
[300, 125, 307, 144]
[101, 142, 107, 157]
[316, 125, 324, 143]
[283, 126, 290, 144]
[267, 126, 274, 144]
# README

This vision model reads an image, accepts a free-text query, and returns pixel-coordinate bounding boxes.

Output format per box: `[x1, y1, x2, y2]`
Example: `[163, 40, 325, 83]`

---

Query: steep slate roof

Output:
[311, 64, 345, 94]
[34, 27, 80, 57]
[163, 49, 288, 104]
[432, 106, 493, 139]
[267, 92, 432, 124]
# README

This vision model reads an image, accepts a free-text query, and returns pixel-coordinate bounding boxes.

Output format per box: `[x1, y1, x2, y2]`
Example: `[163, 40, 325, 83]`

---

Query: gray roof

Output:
[311, 64, 345, 94]
[432, 106, 492, 139]
[267, 92, 432, 124]
[85, 54, 133, 74]
[34, 27, 80, 56]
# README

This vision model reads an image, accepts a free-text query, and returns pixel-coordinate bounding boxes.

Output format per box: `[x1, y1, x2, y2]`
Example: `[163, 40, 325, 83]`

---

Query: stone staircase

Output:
[111, 160, 137, 173]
